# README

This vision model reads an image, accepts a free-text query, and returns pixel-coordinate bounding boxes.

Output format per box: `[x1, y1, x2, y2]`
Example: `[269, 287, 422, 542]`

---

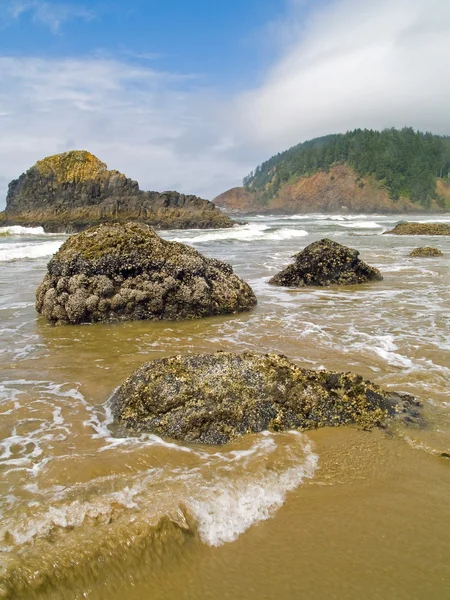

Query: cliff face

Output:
[1, 150, 234, 232]
[214, 165, 446, 214]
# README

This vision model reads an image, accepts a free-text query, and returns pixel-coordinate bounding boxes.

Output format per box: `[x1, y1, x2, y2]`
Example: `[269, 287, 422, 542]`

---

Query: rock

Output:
[1, 150, 234, 232]
[409, 246, 443, 257]
[386, 222, 450, 235]
[36, 222, 256, 325]
[110, 352, 421, 444]
[268, 238, 382, 287]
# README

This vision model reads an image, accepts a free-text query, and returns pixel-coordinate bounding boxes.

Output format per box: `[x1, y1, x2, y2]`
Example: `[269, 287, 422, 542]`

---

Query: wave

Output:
[0, 225, 46, 236]
[171, 223, 308, 244]
[337, 220, 384, 229]
[190, 433, 318, 546]
[0, 240, 63, 262]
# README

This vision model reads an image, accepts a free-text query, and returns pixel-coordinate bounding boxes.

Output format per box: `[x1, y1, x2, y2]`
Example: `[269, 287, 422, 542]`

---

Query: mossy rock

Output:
[2, 150, 235, 232]
[36, 222, 256, 325]
[409, 246, 443, 257]
[110, 351, 422, 444]
[269, 238, 382, 287]
[386, 222, 450, 235]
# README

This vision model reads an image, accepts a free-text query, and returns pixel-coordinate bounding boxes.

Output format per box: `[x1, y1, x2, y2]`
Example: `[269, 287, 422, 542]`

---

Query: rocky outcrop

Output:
[409, 247, 443, 257]
[1, 150, 234, 232]
[386, 222, 450, 235]
[110, 352, 421, 444]
[214, 166, 443, 215]
[269, 239, 382, 287]
[36, 222, 256, 325]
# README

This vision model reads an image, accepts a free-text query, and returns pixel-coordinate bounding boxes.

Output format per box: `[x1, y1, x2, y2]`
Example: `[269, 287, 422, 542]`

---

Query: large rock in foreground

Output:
[110, 352, 421, 444]
[386, 222, 450, 235]
[36, 223, 256, 325]
[269, 238, 382, 287]
[1, 150, 234, 232]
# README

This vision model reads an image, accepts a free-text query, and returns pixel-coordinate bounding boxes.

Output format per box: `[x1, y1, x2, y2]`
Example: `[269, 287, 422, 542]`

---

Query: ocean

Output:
[1, 214, 450, 599]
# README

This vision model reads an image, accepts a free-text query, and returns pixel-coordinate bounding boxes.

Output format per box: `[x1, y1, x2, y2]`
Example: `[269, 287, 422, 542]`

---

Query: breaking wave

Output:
[0, 240, 63, 262]
[171, 223, 308, 243]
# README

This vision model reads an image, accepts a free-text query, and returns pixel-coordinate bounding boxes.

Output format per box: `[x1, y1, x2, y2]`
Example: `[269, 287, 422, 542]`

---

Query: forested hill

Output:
[243, 128, 450, 209]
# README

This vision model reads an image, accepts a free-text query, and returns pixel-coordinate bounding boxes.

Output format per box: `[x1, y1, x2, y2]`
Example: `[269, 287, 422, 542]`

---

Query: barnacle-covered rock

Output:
[269, 238, 382, 287]
[409, 246, 443, 257]
[386, 222, 450, 235]
[110, 352, 421, 444]
[36, 222, 256, 325]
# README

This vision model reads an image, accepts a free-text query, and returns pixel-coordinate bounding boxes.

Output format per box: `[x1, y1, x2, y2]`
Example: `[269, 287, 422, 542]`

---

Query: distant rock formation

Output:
[409, 246, 443, 257]
[386, 222, 450, 235]
[110, 352, 422, 444]
[36, 222, 256, 325]
[269, 239, 382, 287]
[1, 150, 234, 232]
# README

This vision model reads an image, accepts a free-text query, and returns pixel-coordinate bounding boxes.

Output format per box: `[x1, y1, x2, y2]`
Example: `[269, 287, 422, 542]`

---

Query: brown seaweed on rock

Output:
[269, 238, 382, 287]
[386, 222, 450, 235]
[110, 352, 421, 445]
[36, 222, 256, 325]
[409, 246, 443, 257]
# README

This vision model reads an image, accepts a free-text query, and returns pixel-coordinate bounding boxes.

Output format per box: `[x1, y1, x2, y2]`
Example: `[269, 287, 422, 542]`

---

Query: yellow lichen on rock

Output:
[34, 150, 108, 183]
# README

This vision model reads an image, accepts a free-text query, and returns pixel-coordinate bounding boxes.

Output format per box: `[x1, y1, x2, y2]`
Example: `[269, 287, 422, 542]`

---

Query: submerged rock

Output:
[36, 222, 256, 325]
[409, 246, 443, 257]
[110, 352, 421, 444]
[269, 238, 382, 287]
[1, 150, 234, 232]
[386, 222, 450, 235]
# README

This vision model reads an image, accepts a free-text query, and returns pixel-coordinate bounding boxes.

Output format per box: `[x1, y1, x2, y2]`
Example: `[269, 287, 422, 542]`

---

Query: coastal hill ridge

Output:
[215, 128, 450, 214]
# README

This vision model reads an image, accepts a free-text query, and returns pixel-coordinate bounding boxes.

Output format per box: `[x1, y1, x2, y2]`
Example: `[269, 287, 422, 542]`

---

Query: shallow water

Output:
[1, 215, 450, 599]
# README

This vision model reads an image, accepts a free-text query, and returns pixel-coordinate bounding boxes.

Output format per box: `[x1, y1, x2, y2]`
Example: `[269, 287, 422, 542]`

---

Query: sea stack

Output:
[36, 222, 256, 325]
[269, 239, 382, 287]
[0, 150, 234, 232]
[110, 352, 421, 444]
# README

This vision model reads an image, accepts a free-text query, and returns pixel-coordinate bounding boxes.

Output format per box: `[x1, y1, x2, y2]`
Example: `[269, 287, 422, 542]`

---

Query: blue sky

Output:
[1, 0, 450, 208]
[3, 0, 293, 89]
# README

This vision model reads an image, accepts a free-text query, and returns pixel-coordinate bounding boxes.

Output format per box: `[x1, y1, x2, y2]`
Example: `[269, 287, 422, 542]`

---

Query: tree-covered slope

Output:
[243, 128, 450, 210]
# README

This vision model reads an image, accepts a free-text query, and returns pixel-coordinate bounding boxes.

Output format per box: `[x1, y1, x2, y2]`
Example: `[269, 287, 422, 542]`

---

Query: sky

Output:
[1, 0, 450, 208]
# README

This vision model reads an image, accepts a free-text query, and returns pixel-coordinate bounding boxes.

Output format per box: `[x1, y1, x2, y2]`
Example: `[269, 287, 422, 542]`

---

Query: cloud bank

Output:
[1, 0, 450, 209]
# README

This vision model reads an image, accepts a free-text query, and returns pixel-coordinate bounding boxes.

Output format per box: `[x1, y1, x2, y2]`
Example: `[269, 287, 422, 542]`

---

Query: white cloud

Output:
[7, 1, 94, 33]
[238, 0, 450, 153]
[1, 0, 450, 211]
[0, 56, 251, 209]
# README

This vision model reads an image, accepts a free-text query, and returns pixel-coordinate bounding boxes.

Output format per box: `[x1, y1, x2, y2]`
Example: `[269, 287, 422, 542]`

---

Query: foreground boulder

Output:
[36, 222, 256, 325]
[409, 246, 443, 257]
[110, 352, 421, 444]
[0, 150, 234, 232]
[386, 222, 450, 235]
[269, 238, 382, 287]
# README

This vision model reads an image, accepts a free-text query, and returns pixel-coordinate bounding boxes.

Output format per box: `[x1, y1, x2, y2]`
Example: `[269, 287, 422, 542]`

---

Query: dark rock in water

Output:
[110, 352, 421, 444]
[409, 246, 443, 257]
[386, 222, 450, 235]
[0, 150, 234, 232]
[36, 222, 256, 325]
[269, 238, 382, 287]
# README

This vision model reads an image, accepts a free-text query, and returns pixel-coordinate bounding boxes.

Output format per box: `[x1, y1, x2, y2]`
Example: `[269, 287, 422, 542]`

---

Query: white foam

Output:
[190, 434, 318, 546]
[170, 223, 307, 244]
[264, 228, 308, 241]
[338, 220, 383, 229]
[0, 240, 63, 261]
[0, 226, 46, 236]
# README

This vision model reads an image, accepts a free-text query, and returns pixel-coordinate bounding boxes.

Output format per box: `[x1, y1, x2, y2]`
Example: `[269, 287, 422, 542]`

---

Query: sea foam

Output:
[0, 240, 63, 262]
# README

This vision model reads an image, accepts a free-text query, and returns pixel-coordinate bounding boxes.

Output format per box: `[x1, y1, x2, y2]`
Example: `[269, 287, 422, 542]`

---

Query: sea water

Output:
[1, 215, 450, 599]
